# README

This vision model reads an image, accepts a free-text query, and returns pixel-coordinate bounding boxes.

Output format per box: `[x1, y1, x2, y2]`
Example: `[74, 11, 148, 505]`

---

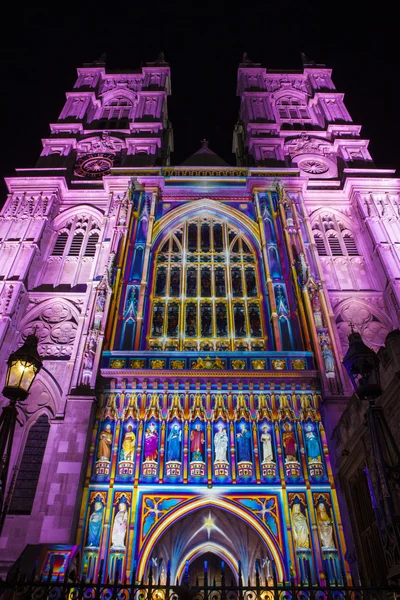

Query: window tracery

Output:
[101, 96, 133, 120]
[148, 216, 266, 351]
[276, 96, 311, 123]
[312, 214, 358, 257]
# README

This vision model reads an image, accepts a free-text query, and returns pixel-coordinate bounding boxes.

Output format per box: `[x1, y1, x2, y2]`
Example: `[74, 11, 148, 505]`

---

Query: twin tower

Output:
[0, 54, 398, 587]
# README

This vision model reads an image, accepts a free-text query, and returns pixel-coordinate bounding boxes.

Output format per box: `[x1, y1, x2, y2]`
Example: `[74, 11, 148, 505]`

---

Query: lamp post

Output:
[343, 329, 400, 583]
[0, 334, 42, 527]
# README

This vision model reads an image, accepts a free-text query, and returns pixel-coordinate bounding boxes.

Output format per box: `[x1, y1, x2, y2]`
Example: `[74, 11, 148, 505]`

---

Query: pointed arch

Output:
[53, 205, 104, 229]
[176, 543, 239, 584]
[136, 497, 286, 583]
[152, 199, 260, 250]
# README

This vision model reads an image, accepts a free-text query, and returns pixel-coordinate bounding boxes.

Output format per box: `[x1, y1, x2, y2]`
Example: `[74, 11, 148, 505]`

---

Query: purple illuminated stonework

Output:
[0, 53, 399, 587]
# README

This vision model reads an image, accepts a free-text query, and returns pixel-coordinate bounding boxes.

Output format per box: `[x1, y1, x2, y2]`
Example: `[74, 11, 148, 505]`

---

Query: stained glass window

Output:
[148, 216, 266, 351]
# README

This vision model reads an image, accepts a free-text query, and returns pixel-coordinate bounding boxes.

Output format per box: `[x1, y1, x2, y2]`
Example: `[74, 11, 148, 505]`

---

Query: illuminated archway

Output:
[136, 496, 286, 583]
[176, 543, 239, 584]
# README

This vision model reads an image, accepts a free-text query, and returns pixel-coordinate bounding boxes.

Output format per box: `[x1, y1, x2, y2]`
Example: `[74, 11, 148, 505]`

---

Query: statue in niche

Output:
[234, 307, 245, 336]
[291, 503, 310, 549]
[87, 501, 104, 547]
[190, 423, 205, 461]
[144, 423, 159, 462]
[97, 424, 112, 461]
[310, 289, 323, 328]
[167, 423, 182, 462]
[261, 425, 273, 462]
[321, 343, 335, 378]
[216, 306, 227, 335]
[215, 270, 225, 296]
[249, 308, 261, 336]
[170, 271, 180, 296]
[246, 270, 257, 296]
[232, 270, 242, 296]
[111, 502, 128, 550]
[121, 425, 135, 461]
[282, 422, 297, 462]
[316, 503, 335, 548]
[187, 270, 197, 296]
[152, 307, 164, 335]
[155, 270, 166, 296]
[214, 423, 228, 463]
[201, 270, 211, 297]
[237, 423, 252, 462]
[201, 307, 212, 336]
[186, 306, 196, 336]
[304, 425, 321, 463]
[167, 305, 179, 336]
[93, 289, 106, 330]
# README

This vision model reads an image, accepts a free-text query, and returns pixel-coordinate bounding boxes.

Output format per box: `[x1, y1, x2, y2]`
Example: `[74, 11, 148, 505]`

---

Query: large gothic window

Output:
[148, 216, 266, 351]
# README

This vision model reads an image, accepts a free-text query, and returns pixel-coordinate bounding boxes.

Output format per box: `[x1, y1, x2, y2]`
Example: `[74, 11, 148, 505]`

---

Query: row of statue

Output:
[96, 420, 323, 467]
[86, 498, 335, 554]
[291, 502, 336, 551]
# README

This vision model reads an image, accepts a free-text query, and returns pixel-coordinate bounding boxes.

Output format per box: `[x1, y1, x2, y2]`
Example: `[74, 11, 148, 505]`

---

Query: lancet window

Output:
[50, 217, 100, 260]
[148, 216, 266, 351]
[101, 97, 133, 120]
[312, 214, 358, 257]
[276, 96, 311, 123]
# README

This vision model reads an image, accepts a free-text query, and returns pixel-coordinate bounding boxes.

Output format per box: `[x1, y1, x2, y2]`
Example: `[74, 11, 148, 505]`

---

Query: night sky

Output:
[1, 1, 399, 199]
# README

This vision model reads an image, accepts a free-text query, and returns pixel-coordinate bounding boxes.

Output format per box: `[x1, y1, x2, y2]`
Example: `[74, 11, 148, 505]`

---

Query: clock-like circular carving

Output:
[74, 153, 114, 178]
[298, 159, 329, 174]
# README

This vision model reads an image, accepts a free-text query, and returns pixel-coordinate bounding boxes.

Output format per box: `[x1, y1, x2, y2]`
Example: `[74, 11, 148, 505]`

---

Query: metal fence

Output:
[1, 580, 400, 600]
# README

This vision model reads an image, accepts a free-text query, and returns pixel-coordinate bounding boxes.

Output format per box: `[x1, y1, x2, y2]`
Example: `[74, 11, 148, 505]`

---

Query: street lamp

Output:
[0, 334, 42, 525]
[343, 328, 400, 583]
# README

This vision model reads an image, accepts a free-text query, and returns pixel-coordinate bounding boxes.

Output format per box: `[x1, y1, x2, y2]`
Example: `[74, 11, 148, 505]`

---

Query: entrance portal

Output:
[187, 552, 236, 587]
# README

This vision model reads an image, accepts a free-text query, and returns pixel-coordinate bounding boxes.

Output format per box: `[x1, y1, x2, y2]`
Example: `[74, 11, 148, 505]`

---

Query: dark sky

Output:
[1, 1, 399, 198]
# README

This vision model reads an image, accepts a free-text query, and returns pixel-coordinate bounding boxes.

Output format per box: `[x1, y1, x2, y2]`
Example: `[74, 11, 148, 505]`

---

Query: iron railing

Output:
[1, 579, 400, 600]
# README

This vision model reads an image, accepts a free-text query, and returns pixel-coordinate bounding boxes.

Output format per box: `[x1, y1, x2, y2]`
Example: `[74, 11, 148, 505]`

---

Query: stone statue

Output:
[291, 504, 310, 549]
[321, 343, 335, 378]
[190, 423, 205, 461]
[282, 422, 297, 462]
[87, 501, 104, 547]
[121, 425, 135, 461]
[304, 425, 321, 462]
[144, 422, 158, 462]
[316, 503, 335, 548]
[167, 423, 182, 462]
[237, 423, 252, 462]
[111, 502, 128, 550]
[214, 423, 228, 463]
[97, 424, 112, 461]
[260, 426, 273, 462]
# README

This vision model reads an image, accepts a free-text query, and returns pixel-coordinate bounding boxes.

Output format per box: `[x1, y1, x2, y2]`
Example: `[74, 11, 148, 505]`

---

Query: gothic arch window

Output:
[276, 96, 311, 123]
[312, 214, 358, 257]
[9, 414, 50, 515]
[50, 218, 100, 260]
[47, 215, 101, 286]
[148, 215, 266, 351]
[101, 96, 133, 120]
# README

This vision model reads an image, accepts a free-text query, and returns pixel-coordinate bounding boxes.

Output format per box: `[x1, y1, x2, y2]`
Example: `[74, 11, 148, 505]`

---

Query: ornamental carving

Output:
[76, 133, 125, 155]
[335, 300, 392, 351]
[130, 359, 145, 369]
[292, 359, 306, 370]
[21, 301, 78, 358]
[110, 359, 125, 369]
[191, 356, 225, 370]
[232, 359, 246, 370]
[150, 359, 165, 369]
[171, 360, 185, 369]
[271, 359, 286, 370]
[298, 159, 329, 174]
[252, 359, 266, 370]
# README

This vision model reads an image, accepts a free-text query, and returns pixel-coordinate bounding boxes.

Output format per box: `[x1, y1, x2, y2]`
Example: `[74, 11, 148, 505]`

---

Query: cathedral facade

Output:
[0, 55, 399, 586]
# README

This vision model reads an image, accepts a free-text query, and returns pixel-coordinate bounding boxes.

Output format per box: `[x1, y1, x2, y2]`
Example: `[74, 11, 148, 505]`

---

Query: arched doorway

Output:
[188, 551, 236, 587]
